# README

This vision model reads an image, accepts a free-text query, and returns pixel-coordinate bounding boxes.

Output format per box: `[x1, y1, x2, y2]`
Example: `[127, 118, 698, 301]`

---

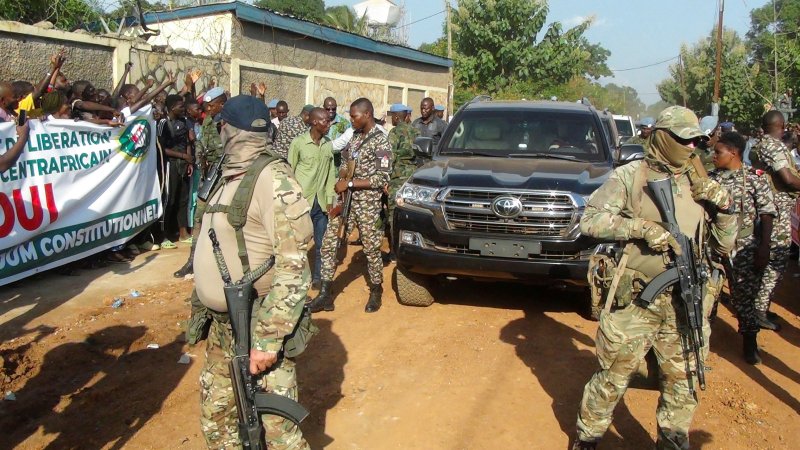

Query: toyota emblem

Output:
[491, 196, 523, 218]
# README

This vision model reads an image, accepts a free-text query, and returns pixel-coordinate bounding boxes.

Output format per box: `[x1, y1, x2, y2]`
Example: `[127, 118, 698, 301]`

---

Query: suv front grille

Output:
[442, 189, 578, 237]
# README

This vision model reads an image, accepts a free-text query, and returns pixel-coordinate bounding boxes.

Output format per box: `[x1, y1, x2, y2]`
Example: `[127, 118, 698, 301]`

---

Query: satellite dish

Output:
[353, 0, 402, 26]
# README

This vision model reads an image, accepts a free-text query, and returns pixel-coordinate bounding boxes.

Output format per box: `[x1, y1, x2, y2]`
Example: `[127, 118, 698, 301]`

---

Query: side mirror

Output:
[413, 137, 434, 158]
[617, 144, 645, 165]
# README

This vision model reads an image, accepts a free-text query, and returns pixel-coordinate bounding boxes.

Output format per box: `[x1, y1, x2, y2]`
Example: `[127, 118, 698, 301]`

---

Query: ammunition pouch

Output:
[282, 306, 318, 358]
[587, 246, 646, 312]
[186, 291, 212, 345]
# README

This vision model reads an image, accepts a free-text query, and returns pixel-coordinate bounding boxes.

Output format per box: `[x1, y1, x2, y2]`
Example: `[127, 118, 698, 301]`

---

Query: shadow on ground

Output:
[0, 325, 191, 450]
[296, 318, 348, 448]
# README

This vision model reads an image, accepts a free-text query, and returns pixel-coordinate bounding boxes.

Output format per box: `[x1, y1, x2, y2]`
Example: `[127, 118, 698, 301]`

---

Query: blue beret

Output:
[202, 87, 225, 103]
[388, 103, 407, 113]
[221, 95, 271, 132]
[434, 104, 445, 111]
[267, 99, 279, 108]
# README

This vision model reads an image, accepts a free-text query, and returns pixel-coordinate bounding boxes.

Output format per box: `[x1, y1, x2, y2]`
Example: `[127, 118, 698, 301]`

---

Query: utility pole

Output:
[445, 0, 454, 118]
[678, 52, 688, 107]
[773, 0, 779, 102]
[712, 0, 724, 117]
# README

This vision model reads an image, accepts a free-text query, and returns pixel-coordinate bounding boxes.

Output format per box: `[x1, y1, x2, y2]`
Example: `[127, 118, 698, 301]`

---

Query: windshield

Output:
[441, 110, 608, 162]
[614, 118, 633, 137]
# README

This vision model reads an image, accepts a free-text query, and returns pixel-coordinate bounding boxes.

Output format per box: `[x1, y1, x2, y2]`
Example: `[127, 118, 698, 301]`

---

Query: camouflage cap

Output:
[655, 106, 706, 140]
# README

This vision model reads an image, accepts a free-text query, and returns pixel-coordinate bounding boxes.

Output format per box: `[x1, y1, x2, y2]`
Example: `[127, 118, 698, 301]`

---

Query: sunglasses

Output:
[324, 107, 337, 111]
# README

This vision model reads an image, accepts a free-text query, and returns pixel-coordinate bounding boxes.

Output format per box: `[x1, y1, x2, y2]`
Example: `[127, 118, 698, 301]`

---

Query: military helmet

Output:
[655, 106, 706, 140]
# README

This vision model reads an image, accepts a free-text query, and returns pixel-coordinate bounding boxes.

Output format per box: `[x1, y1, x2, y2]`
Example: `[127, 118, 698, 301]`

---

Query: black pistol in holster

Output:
[208, 229, 309, 450]
[198, 155, 226, 202]
[635, 177, 708, 394]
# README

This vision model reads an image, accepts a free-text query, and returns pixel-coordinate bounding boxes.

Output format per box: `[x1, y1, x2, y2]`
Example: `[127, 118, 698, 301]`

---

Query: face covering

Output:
[220, 124, 270, 177]
[647, 129, 694, 172]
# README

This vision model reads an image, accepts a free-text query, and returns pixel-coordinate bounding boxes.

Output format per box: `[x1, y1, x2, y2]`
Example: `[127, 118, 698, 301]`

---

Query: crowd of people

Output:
[0, 50, 449, 278]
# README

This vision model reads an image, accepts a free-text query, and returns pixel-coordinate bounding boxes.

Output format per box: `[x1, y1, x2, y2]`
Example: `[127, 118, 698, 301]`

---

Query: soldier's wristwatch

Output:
[347, 181, 354, 189]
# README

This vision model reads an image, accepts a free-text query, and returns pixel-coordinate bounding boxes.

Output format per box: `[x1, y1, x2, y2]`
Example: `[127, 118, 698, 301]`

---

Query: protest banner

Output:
[0, 106, 162, 286]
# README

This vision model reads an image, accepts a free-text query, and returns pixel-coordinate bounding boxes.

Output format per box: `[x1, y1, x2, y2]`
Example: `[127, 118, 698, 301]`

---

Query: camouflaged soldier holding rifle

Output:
[573, 106, 737, 450]
[188, 95, 314, 449]
[309, 98, 393, 313]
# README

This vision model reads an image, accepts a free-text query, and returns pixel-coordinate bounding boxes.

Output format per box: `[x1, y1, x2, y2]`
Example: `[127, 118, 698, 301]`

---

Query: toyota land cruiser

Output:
[392, 98, 620, 308]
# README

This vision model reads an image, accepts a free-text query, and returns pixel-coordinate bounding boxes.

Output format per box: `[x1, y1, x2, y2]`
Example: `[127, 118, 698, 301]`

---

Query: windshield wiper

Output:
[439, 150, 497, 157]
[507, 153, 589, 162]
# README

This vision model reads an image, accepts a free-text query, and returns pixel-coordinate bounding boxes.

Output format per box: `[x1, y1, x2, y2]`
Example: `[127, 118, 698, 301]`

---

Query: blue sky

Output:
[327, 0, 770, 106]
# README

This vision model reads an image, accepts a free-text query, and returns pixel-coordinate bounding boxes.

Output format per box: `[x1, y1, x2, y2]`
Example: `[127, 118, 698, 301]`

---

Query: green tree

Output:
[418, 36, 447, 58]
[657, 28, 768, 128]
[255, 0, 325, 22]
[322, 5, 368, 35]
[453, 0, 610, 93]
[747, 0, 800, 100]
[0, 0, 100, 30]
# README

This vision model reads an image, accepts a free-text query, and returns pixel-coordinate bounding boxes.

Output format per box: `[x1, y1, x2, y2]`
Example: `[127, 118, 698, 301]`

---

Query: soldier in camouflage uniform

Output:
[748, 110, 800, 331]
[309, 98, 393, 313]
[175, 87, 227, 278]
[272, 105, 313, 159]
[710, 132, 777, 364]
[573, 106, 737, 450]
[191, 95, 313, 449]
[625, 116, 654, 146]
[386, 104, 419, 261]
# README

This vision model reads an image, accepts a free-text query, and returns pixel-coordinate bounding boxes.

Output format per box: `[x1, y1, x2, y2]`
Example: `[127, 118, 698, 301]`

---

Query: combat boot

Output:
[743, 332, 762, 365]
[571, 439, 597, 450]
[308, 281, 335, 312]
[756, 311, 781, 331]
[365, 283, 383, 313]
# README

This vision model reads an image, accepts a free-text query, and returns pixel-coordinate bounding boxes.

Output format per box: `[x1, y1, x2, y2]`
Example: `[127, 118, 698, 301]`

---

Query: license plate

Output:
[468, 238, 542, 258]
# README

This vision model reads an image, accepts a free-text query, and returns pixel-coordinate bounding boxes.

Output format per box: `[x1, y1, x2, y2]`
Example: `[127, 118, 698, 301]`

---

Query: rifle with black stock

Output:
[198, 155, 226, 202]
[208, 229, 309, 450]
[635, 177, 708, 394]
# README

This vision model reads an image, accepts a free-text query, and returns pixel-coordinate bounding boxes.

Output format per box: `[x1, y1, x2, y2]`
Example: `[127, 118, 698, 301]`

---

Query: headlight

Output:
[396, 182, 440, 208]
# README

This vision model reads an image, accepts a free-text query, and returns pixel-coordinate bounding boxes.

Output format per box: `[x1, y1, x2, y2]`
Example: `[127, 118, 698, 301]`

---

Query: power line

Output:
[397, 10, 445, 29]
[610, 55, 679, 72]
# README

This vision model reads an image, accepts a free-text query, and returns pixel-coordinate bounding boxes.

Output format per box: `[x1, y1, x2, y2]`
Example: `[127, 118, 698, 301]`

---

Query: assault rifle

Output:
[636, 178, 707, 393]
[198, 155, 226, 202]
[209, 229, 309, 450]
[329, 160, 356, 264]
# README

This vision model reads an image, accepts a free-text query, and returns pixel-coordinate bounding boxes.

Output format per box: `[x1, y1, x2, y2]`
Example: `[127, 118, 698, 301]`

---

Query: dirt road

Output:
[1, 247, 799, 449]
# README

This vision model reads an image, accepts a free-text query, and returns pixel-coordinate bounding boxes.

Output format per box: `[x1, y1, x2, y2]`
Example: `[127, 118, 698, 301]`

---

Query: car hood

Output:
[410, 156, 612, 196]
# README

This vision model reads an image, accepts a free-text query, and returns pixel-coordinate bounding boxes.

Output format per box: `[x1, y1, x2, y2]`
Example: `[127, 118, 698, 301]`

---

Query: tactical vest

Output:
[204, 153, 280, 272]
[627, 161, 706, 280]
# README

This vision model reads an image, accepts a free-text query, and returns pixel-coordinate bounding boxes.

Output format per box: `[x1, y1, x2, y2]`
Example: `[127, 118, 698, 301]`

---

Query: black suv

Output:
[392, 98, 622, 307]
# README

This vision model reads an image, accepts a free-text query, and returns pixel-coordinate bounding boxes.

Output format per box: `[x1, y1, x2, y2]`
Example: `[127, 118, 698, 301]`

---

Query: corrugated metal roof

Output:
[142, 0, 452, 68]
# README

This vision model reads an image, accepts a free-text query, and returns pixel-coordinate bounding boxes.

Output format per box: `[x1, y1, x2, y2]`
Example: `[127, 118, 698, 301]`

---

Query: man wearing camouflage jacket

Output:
[386, 103, 419, 261]
[710, 131, 776, 364]
[572, 106, 737, 450]
[309, 98, 393, 313]
[192, 95, 313, 449]
[748, 110, 800, 330]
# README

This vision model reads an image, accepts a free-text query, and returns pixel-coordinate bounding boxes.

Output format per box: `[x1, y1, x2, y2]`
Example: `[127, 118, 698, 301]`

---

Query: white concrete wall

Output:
[144, 13, 233, 56]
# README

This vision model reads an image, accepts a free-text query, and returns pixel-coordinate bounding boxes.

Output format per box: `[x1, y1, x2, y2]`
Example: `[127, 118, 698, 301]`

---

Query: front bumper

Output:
[393, 205, 602, 284]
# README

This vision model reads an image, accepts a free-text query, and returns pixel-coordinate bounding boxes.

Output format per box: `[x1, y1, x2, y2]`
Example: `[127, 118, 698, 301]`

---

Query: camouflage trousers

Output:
[754, 192, 795, 315]
[731, 239, 764, 334]
[200, 318, 309, 450]
[319, 198, 383, 285]
[576, 292, 713, 450]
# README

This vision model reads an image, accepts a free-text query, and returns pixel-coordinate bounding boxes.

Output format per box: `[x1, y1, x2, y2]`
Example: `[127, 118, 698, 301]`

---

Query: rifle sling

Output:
[253, 392, 309, 425]
[603, 252, 629, 313]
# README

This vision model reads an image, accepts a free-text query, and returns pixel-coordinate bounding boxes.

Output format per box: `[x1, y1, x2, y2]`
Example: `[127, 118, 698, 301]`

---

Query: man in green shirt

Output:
[288, 107, 337, 288]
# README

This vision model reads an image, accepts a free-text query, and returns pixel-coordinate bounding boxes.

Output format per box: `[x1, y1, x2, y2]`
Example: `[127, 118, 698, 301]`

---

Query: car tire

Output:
[394, 266, 435, 307]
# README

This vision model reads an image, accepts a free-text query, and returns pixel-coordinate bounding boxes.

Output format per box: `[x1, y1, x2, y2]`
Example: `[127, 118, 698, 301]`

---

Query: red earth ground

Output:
[1, 246, 799, 449]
